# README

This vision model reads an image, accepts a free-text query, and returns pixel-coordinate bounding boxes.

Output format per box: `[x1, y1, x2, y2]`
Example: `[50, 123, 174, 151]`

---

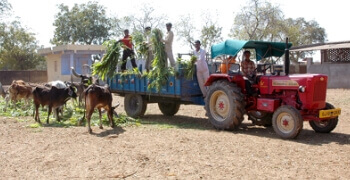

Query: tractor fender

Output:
[205, 74, 245, 89]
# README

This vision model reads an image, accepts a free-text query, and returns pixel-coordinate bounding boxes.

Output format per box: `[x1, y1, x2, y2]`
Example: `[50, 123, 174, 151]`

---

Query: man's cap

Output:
[194, 40, 201, 44]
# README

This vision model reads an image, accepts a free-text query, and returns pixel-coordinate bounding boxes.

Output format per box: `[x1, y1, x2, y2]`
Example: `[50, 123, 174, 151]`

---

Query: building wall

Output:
[45, 53, 93, 82]
[307, 61, 350, 88]
[38, 45, 105, 83]
[46, 53, 62, 81]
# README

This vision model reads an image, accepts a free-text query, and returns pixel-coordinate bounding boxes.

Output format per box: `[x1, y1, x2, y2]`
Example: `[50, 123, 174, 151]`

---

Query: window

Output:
[61, 54, 71, 75]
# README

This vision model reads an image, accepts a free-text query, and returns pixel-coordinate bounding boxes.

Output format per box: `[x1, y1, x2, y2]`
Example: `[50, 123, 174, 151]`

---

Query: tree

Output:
[114, 4, 167, 37]
[229, 0, 284, 41]
[0, 21, 45, 70]
[200, 12, 223, 52]
[229, 0, 326, 63]
[175, 14, 196, 50]
[131, 5, 166, 33]
[0, 0, 11, 20]
[284, 17, 326, 62]
[51, 1, 114, 45]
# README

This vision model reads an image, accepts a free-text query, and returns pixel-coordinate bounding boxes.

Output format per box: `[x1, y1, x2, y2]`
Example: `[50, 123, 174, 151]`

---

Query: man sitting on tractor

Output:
[241, 50, 256, 95]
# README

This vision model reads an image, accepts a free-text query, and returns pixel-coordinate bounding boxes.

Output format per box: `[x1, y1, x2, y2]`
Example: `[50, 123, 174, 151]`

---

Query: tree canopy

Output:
[0, 21, 45, 70]
[174, 14, 196, 50]
[229, 0, 327, 63]
[0, 0, 11, 20]
[200, 12, 223, 53]
[51, 1, 113, 45]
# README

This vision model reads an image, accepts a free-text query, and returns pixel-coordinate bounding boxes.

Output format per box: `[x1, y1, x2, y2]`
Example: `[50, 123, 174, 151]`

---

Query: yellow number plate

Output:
[319, 108, 341, 118]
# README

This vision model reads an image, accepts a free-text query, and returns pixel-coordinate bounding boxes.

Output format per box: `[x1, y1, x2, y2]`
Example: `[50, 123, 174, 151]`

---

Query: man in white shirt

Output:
[193, 40, 209, 97]
[144, 26, 153, 72]
[163, 23, 175, 67]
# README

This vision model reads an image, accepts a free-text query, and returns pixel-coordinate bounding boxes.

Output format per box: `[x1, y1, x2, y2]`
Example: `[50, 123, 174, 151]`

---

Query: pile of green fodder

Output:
[0, 97, 139, 128]
[93, 40, 122, 81]
[132, 31, 148, 59]
[147, 28, 175, 91]
[177, 55, 197, 80]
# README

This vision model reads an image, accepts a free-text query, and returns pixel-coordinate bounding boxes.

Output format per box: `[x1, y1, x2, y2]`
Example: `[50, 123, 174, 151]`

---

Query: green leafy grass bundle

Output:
[181, 55, 197, 80]
[93, 40, 121, 80]
[0, 97, 140, 128]
[132, 31, 148, 59]
[147, 28, 173, 91]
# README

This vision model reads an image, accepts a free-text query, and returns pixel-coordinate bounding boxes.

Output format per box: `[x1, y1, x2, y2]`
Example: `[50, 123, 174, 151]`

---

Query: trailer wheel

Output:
[158, 102, 180, 116]
[272, 105, 303, 139]
[309, 102, 338, 133]
[205, 80, 244, 130]
[124, 94, 147, 118]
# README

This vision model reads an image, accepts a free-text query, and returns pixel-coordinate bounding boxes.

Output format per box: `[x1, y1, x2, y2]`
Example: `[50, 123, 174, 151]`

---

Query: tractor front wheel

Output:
[272, 105, 303, 139]
[205, 80, 244, 130]
[309, 102, 338, 133]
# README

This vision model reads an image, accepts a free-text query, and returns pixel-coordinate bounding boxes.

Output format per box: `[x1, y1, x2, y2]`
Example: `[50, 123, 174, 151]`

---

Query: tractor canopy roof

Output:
[211, 40, 292, 61]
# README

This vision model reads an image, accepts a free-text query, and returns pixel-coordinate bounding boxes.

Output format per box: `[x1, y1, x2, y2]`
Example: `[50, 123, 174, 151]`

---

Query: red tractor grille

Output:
[313, 80, 327, 101]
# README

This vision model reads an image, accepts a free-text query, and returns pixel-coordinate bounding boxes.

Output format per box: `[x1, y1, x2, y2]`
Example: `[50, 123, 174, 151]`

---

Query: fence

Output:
[0, 70, 47, 85]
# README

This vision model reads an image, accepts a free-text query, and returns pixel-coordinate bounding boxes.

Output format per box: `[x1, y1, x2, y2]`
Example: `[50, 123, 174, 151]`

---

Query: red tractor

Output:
[205, 39, 341, 139]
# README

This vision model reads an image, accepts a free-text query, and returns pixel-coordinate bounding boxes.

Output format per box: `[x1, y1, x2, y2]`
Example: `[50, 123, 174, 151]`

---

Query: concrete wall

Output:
[306, 60, 350, 88]
[46, 53, 62, 81]
[0, 71, 47, 85]
[46, 53, 79, 82]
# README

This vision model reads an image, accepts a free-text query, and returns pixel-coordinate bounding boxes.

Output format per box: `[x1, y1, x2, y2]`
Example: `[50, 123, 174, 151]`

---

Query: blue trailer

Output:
[107, 67, 205, 118]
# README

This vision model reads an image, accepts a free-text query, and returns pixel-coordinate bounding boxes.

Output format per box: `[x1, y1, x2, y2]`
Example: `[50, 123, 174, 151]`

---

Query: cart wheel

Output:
[272, 105, 303, 139]
[205, 80, 244, 130]
[158, 102, 180, 116]
[309, 102, 338, 133]
[124, 94, 147, 118]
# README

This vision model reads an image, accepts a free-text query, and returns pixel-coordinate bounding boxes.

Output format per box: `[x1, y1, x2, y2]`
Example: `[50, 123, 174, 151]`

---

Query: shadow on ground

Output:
[237, 123, 350, 145]
[140, 114, 212, 130]
[140, 114, 350, 145]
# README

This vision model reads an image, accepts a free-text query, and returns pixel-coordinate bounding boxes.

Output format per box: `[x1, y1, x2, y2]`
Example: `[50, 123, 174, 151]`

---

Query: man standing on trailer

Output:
[119, 29, 137, 72]
[163, 23, 175, 67]
[193, 40, 209, 97]
[144, 26, 154, 73]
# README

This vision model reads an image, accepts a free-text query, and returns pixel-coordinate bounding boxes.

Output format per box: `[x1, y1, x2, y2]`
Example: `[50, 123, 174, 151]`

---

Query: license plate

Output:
[319, 108, 341, 118]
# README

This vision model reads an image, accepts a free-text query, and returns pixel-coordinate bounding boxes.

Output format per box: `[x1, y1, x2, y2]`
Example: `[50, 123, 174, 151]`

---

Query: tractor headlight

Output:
[299, 86, 306, 93]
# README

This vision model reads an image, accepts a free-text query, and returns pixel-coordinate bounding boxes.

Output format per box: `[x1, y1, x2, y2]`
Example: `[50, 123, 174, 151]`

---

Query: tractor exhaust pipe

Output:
[284, 38, 290, 76]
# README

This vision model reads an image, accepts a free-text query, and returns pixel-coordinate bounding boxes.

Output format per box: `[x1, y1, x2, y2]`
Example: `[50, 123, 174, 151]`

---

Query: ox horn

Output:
[112, 102, 120, 118]
[71, 67, 82, 78]
[113, 102, 120, 109]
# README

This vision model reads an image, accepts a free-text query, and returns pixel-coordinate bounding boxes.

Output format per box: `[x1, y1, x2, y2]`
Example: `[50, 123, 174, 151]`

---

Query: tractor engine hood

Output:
[259, 74, 328, 110]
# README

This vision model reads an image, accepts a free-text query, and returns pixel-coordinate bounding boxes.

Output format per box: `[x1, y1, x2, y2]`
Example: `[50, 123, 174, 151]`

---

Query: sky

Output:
[5, 0, 350, 55]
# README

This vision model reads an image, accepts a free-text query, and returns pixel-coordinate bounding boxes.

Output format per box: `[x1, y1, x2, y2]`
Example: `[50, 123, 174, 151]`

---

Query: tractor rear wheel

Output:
[272, 105, 303, 139]
[309, 102, 338, 133]
[158, 102, 180, 116]
[124, 94, 147, 118]
[205, 80, 244, 130]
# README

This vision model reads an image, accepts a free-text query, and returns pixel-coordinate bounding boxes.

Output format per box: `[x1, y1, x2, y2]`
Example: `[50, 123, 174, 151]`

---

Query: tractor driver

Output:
[241, 50, 256, 78]
[241, 50, 256, 96]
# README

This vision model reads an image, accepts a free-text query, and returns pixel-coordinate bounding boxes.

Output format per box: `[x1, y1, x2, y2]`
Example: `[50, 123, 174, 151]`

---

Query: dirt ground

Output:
[0, 89, 349, 179]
